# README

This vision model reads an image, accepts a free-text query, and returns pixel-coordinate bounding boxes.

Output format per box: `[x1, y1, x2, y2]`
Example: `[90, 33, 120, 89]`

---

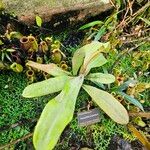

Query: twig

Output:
[125, 1, 150, 24]
[109, 0, 116, 9]
[121, 36, 150, 44]
[129, 112, 150, 118]
[0, 133, 33, 150]
[116, 0, 135, 29]
[116, 1, 150, 29]
[117, 4, 130, 28]
[0, 118, 37, 132]
[128, 0, 135, 16]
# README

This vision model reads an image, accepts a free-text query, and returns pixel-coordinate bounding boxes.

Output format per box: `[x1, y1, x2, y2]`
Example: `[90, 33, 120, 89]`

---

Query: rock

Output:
[108, 135, 147, 150]
[2, 0, 112, 26]
[108, 135, 133, 150]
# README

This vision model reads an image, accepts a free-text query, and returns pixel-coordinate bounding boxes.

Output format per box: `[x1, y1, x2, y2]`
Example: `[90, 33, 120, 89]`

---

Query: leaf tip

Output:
[117, 111, 129, 125]
[22, 87, 31, 98]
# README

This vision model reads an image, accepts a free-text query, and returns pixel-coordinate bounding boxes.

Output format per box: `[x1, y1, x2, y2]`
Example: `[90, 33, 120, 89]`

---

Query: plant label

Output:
[77, 108, 101, 126]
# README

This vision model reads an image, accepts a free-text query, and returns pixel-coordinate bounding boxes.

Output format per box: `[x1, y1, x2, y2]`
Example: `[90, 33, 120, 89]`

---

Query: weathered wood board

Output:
[2, 0, 112, 25]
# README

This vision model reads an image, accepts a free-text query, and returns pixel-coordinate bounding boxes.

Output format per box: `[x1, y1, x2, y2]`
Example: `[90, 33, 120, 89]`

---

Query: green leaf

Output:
[33, 75, 84, 150]
[92, 81, 106, 90]
[82, 85, 129, 124]
[115, 0, 121, 9]
[0, 61, 5, 69]
[1, 53, 4, 61]
[86, 73, 115, 84]
[79, 42, 109, 75]
[0, 39, 4, 45]
[72, 48, 85, 75]
[10, 31, 23, 39]
[117, 91, 144, 111]
[94, 26, 106, 41]
[6, 48, 16, 52]
[79, 21, 103, 30]
[139, 17, 150, 26]
[72, 41, 103, 75]
[26, 61, 70, 76]
[22, 76, 69, 98]
[117, 79, 137, 91]
[5, 53, 12, 62]
[83, 42, 110, 64]
[83, 53, 107, 75]
[72, 41, 109, 75]
[36, 15, 42, 27]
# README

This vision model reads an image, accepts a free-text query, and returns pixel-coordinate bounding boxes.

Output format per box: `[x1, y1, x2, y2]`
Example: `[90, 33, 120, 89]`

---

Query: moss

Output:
[0, 126, 30, 145]
[91, 117, 135, 150]
[0, 71, 48, 145]
[54, 115, 134, 150]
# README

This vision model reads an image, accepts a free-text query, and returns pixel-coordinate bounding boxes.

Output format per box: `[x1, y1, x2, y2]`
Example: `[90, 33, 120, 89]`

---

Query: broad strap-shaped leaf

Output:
[86, 53, 107, 70]
[79, 43, 109, 75]
[82, 85, 129, 124]
[26, 61, 70, 76]
[79, 21, 103, 30]
[94, 25, 107, 41]
[80, 53, 107, 75]
[83, 42, 110, 65]
[117, 91, 144, 111]
[72, 41, 105, 75]
[33, 75, 84, 150]
[86, 73, 115, 84]
[22, 76, 69, 98]
[117, 79, 137, 91]
[72, 49, 85, 75]
[91, 81, 106, 90]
